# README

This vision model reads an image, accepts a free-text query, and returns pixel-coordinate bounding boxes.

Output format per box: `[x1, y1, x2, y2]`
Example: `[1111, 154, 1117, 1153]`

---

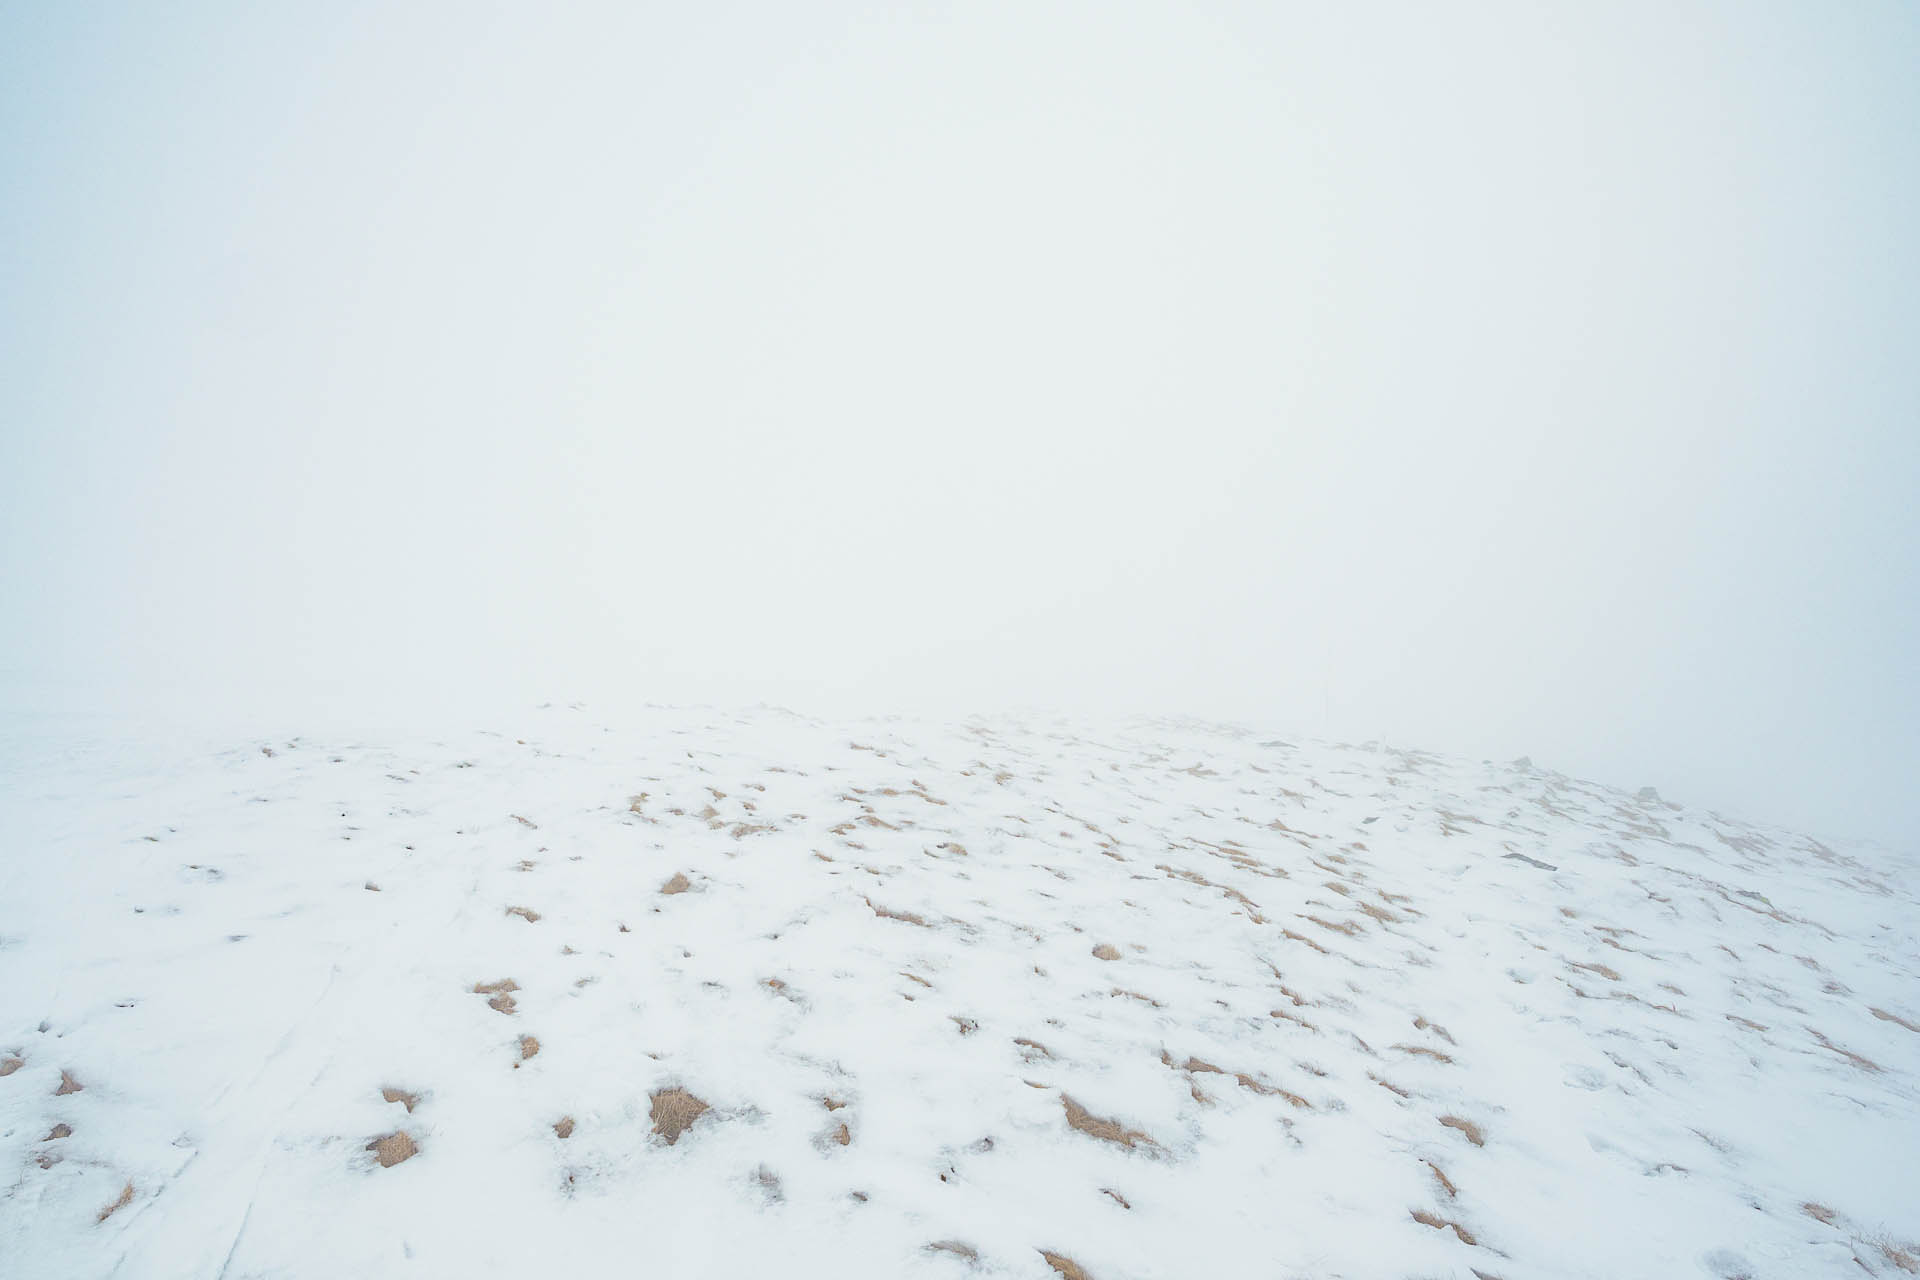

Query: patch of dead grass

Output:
[1871, 1007, 1920, 1034]
[1109, 987, 1163, 1007]
[505, 906, 541, 923]
[864, 896, 929, 926]
[380, 1087, 420, 1113]
[650, 1087, 711, 1145]
[96, 1181, 134, 1222]
[1410, 1207, 1477, 1246]
[1879, 1241, 1920, 1274]
[1040, 1251, 1092, 1279]
[55, 1070, 82, 1095]
[927, 1240, 977, 1261]
[1392, 1043, 1454, 1064]
[1091, 943, 1121, 961]
[1810, 1028, 1881, 1072]
[1304, 914, 1364, 937]
[0, 1055, 22, 1077]
[660, 873, 691, 895]
[517, 1035, 540, 1062]
[1061, 1094, 1157, 1150]
[1440, 1115, 1484, 1146]
[1280, 928, 1329, 955]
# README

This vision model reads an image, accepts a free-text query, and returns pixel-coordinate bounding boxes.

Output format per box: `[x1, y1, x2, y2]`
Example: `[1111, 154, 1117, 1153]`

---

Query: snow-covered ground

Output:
[2, 705, 1915, 1279]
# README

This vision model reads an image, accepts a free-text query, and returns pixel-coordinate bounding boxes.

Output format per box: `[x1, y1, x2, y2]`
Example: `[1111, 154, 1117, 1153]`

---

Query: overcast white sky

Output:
[3, 1, 1916, 846]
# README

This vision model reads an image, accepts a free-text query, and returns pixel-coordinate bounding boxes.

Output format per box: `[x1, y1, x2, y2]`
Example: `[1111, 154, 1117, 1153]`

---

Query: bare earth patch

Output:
[1061, 1094, 1157, 1150]
[0, 1055, 21, 1077]
[55, 1070, 82, 1095]
[650, 1087, 712, 1145]
[46, 1123, 72, 1141]
[660, 873, 691, 895]
[474, 978, 519, 1014]
[554, 1116, 575, 1139]
[380, 1087, 420, 1113]
[367, 1132, 418, 1167]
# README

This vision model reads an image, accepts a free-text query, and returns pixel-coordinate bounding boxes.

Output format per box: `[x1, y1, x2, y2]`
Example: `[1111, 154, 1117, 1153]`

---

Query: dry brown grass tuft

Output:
[865, 897, 929, 926]
[1235, 1073, 1310, 1108]
[380, 1087, 420, 1113]
[46, 1123, 72, 1141]
[0, 1055, 22, 1077]
[1039, 1251, 1092, 1279]
[511, 814, 537, 828]
[553, 1116, 574, 1139]
[1392, 1043, 1454, 1064]
[366, 1132, 417, 1168]
[1182, 1057, 1224, 1075]
[927, 1240, 978, 1261]
[1304, 914, 1364, 937]
[1410, 1208, 1477, 1246]
[1109, 988, 1164, 1008]
[96, 1182, 134, 1222]
[1802, 1203, 1838, 1225]
[1413, 1016, 1457, 1045]
[1014, 1038, 1053, 1059]
[1569, 961, 1622, 982]
[1427, 1160, 1458, 1198]
[650, 1087, 711, 1145]
[660, 872, 691, 895]
[1810, 1028, 1882, 1073]
[1880, 1242, 1920, 1274]
[55, 1070, 82, 1096]
[1091, 943, 1121, 961]
[1102, 1187, 1131, 1209]
[505, 906, 541, 923]
[1061, 1095, 1156, 1150]
[1440, 1115, 1485, 1146]
[830, 1122, 851, 1146]
[1871, 1007, 1920, 1034]
[821, 1096, 848, 1111]
[517, 1035, 540, 1062]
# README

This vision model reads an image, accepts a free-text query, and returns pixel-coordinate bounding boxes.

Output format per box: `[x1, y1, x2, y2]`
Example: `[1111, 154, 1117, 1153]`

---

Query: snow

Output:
[1, 705, 1915, 1278]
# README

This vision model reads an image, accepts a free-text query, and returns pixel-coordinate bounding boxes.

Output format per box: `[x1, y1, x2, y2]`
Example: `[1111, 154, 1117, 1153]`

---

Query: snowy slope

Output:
[1, 705, 1915, 1279]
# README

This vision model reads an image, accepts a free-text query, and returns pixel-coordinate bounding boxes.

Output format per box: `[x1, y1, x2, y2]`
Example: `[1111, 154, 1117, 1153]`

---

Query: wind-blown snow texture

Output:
[2, 706, 1916, 1278]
